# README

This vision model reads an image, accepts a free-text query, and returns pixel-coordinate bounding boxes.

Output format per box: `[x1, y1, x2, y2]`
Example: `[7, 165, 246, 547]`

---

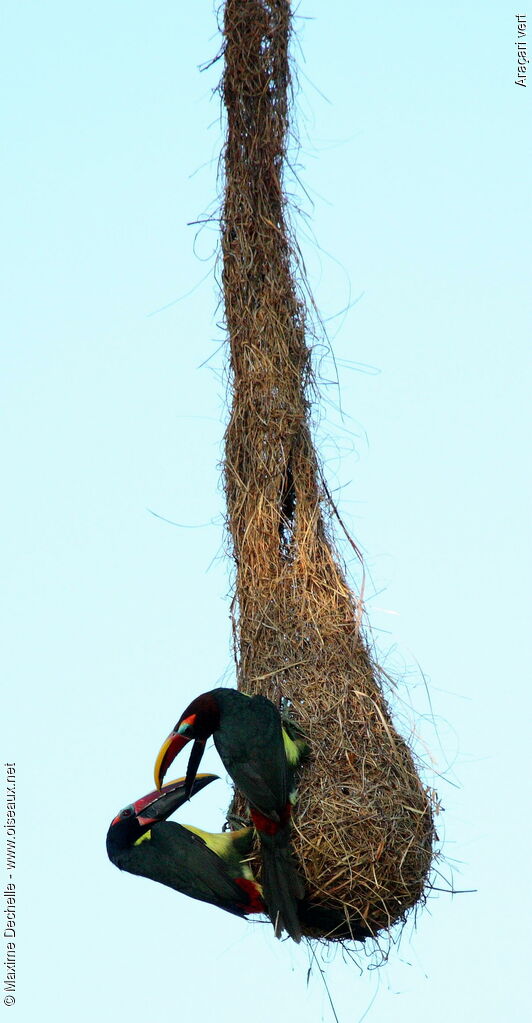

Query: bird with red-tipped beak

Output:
[106, 774, 265, 919]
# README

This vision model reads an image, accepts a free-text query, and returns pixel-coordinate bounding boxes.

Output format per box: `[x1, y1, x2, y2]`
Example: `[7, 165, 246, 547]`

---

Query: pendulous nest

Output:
[218, 0, 437, 941]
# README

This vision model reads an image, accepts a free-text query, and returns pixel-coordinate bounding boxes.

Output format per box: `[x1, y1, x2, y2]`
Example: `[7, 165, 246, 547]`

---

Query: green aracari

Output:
[106, 774, 264, 919]
[153, 687, 309, 942]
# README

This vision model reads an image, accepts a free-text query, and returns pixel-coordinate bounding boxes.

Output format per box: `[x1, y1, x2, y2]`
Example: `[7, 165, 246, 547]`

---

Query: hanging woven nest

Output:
[220, 0, 437, 941]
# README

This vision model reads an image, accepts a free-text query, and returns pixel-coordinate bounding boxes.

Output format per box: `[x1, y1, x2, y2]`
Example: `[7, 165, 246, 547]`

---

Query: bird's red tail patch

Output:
[235, 878, 265, 914]
[250, 804, 291, 836]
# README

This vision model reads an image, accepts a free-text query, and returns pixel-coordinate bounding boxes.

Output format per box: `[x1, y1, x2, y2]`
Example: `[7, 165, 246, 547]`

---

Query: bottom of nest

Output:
[229, 783, 436, 944]
[297, 897, 373, 943]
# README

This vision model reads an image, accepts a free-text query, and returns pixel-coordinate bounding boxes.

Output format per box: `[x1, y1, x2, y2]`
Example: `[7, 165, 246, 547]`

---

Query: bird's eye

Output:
[122, 807, 133, 818]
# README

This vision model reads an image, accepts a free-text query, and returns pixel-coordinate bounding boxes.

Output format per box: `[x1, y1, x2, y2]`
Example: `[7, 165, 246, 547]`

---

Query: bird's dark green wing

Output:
[115, 821, 252, 917]
[213, 691, 289, 815]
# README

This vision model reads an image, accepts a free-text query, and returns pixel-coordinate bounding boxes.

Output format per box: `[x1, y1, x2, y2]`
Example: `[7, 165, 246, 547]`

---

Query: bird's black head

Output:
[106, 802, 146, 861]
[154, 690, 224, 791]
[106, 774, 219, 865]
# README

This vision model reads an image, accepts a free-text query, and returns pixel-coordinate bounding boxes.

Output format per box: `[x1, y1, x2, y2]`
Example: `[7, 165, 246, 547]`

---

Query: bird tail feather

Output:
[259, 828, 305, 943]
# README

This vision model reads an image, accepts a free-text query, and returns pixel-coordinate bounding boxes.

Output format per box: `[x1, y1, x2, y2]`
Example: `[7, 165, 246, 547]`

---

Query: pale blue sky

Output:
[3, 2, 531, 1021]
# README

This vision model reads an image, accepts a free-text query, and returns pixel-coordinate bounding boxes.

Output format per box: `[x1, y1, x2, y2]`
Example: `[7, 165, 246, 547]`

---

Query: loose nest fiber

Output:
[220, 0, 437, 941]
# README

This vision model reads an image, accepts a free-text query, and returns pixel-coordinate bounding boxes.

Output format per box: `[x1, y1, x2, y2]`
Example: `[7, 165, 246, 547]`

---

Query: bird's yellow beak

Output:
[154, 731, 190, 790]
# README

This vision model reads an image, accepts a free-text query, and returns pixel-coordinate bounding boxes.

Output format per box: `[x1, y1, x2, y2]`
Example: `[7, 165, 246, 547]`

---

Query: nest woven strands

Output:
[220, 0, 435, 939]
